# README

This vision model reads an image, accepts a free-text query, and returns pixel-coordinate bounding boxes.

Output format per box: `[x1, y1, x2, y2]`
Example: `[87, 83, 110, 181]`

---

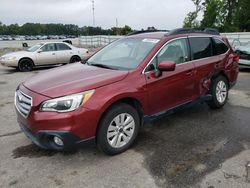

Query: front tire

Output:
[207, 75, 229, 109]
[97, 103, 140, 155]
[69, 56, 81, 64]
[18, 59, 33, 72]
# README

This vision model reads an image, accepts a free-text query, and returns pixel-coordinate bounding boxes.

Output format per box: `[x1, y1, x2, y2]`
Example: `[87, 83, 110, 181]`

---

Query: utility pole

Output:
[91, 0, 95, 27]
[116, 18, 118, 28]
[116, 18, 119, 35]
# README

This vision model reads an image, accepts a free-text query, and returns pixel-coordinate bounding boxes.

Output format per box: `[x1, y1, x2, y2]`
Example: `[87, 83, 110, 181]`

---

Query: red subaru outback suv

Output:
[15, 28, 239, 155]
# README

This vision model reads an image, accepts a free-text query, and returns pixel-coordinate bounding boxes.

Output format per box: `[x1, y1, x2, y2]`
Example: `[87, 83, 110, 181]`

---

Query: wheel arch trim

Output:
[18, 57, 35, 66]
[210, 70, 230, 86]
[95, 96, 145, 137]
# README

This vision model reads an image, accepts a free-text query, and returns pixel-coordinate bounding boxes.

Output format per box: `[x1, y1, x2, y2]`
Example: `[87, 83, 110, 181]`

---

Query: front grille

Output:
[15, 90, 32, 118]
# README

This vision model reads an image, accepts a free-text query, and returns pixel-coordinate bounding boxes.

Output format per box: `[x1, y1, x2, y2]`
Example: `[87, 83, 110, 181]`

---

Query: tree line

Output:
[0, 22, 133, 36]
[183, 0, 250, 32]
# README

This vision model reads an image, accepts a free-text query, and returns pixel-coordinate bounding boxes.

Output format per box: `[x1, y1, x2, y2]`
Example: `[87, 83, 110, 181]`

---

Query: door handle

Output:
[52, 53, 56, 55]
[186, 70, 193, 76]
[215, 62, 220, 68]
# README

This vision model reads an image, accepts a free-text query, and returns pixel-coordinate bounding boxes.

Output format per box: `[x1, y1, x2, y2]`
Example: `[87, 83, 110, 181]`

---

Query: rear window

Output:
[189, 37, 212, 60]
[212, 38, 229, 55]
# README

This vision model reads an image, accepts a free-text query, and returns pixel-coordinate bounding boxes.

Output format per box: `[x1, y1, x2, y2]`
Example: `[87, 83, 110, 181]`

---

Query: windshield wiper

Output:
[90, 63, 116, 70]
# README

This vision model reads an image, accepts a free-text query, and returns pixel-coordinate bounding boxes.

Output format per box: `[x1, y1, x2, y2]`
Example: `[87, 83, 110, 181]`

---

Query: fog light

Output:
[53, 136, 64, 146]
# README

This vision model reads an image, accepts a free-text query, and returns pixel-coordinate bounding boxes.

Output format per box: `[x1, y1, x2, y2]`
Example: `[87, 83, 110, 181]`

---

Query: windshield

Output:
[87, 38, 159, 70]
[27, 43, 44, 52]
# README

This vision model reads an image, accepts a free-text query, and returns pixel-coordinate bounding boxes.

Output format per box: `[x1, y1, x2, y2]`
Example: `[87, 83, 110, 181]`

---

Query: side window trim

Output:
[55, 43, 58, 51]
[56, 43, 60, 51]
[142, 37, 189, 74]
[185, 38, 192, 62]
[38, 44, 46, 51]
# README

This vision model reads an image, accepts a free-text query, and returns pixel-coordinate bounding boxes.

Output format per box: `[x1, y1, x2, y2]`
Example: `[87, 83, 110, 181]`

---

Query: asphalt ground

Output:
[0, 65, 250, 188]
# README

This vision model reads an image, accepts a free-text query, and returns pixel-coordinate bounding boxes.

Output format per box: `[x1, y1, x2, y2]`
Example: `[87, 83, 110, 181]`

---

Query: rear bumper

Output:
[18, 120, 95, 151]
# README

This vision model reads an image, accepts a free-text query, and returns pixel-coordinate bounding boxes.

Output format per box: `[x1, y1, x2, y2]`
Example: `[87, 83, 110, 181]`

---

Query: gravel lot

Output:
[0, 64, 250, 188]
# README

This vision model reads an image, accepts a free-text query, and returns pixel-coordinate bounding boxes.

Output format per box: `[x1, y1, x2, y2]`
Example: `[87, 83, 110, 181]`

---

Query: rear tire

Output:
[69, 56, 81, 64]
[207, 75, 229, 109]
[18, 59, 33, 72]
[97, 103, 140, 155]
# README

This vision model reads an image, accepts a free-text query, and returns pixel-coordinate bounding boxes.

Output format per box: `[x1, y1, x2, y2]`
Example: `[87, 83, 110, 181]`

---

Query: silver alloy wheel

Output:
[107, 113, 135, 148]
[216, 80, 227, 104]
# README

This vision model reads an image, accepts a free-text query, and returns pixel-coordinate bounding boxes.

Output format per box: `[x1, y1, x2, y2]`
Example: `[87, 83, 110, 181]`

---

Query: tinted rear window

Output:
[189, 37, 212, 60]
[213, 38, 229, 55]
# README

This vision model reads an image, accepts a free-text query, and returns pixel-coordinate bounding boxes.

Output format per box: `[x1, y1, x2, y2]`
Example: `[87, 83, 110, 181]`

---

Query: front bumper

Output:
[18, 120, 95, 151]
[0, 59, 18, 67]
[15, 84, 100, 151]
[239, 59, 250, 69]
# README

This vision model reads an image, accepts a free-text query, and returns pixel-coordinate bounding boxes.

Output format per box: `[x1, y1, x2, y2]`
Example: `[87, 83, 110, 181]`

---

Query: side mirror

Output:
[158, 61, 176, 71]
[37, 49, 42, 53]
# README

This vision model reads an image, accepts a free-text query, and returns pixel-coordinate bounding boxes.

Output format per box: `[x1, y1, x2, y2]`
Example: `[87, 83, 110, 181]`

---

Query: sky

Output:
[0, 0, 196, 30]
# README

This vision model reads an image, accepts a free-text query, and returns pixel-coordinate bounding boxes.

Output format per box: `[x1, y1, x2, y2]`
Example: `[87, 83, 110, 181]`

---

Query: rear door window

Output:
[56, 43, 72, 51]
[189, 37, 212, 60]
[212, 38, 229, 55]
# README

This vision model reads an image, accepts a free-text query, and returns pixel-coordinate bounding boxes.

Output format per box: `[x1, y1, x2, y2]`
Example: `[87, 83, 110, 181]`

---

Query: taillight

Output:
[233, 55, 240, 63]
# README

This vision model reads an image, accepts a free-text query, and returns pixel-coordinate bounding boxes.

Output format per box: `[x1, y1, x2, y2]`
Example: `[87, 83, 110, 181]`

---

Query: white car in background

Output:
[234, 42, 250, 69]
[0, 42, 88, 71]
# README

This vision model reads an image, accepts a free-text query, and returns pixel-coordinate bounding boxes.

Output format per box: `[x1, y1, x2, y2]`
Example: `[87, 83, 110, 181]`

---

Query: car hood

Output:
[23, 63, 129, 98]
[235, 46, 250, 55]
[1, 51, 32, 58]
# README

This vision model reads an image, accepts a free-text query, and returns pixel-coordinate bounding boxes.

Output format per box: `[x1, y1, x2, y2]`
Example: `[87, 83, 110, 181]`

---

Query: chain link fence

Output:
[78, 35, 123, 47]
[78, 33, 250, 48]
[221, 32, 250, 48]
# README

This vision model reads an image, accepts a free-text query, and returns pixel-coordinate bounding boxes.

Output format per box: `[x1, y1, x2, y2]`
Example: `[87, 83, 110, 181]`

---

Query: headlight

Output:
[40, 90, 94, 112]
[2, 56, 16, 61]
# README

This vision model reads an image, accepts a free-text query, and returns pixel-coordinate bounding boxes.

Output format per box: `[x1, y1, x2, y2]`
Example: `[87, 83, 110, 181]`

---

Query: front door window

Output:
[145, 38, 189, 72]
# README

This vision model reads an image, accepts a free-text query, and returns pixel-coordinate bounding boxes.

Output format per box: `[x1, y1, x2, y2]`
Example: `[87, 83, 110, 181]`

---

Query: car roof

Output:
[47, 41, 67, 44]
[35, 41, 70, 45]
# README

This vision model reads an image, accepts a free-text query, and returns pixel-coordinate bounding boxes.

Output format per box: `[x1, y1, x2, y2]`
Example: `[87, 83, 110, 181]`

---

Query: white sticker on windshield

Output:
[142, 39, 160, 43]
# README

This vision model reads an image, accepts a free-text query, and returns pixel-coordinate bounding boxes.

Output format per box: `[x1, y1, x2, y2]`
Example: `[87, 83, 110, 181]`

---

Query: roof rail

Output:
[127, 30, 169, 36]
[165, 28, 220, 36]
[202, 28, 220, 35]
